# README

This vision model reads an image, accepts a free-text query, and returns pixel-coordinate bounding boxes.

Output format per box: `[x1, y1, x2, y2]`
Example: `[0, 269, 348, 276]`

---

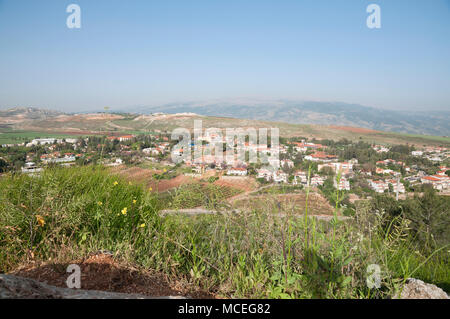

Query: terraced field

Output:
[232, 192, 335, 216]
[108, 165, 243, 209]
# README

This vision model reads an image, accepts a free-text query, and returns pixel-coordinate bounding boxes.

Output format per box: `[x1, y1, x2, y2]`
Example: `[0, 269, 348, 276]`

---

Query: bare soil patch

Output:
[214, 176, 257, 193]
[152, 174, 198, 193]
[12, 253, 215, 299]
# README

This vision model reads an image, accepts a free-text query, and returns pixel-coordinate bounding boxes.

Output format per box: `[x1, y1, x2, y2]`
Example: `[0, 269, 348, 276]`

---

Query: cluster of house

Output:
[289, 141, 326, 152]
[2, 138, 79, 149]
[293, 170, 350, 190]
[21, 153, 78, 174]
[39, 152, 79, 165]
[304, 152, 338, 162]
[374, 159, 410, 175]
[106, 135, 135, 142]
[420, 166, 449, 190]
[318, 160, 357, 175]
[256, 167, 288, 183]
[411, 147, 449, 162]
[255, 165, 351, 190]
[13, 132, 449, 195]
[367, 178, 406, 193]
[143, 142, 171, 156]
[26, 138, 78, 147]
[373, 145, 390, 153]
[173, 139, 292, 177]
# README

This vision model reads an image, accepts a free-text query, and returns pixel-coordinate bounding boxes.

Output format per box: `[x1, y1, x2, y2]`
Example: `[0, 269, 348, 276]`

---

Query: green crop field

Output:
[0, 131, 78, 145]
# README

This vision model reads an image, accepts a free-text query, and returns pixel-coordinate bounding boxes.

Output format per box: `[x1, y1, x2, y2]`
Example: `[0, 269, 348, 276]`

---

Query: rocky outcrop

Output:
[0, 274, 185, 299]
[398, 278, 449, 299]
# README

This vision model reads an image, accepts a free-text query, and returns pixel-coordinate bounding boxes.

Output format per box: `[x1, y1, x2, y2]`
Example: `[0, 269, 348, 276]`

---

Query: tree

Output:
[370, 190, 450, 251]
[319, 166, 334, 176]
[402, 189, 450, 250]
[0, 158, 7, 173]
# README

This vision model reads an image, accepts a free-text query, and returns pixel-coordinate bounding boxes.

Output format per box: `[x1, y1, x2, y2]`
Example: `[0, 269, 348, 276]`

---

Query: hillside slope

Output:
[1, 107, 449, 147]
[125, 100, 450, 137]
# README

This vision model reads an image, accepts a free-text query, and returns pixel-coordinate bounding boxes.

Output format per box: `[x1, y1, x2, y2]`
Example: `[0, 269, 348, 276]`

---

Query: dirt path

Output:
[159, 208, 350, 221]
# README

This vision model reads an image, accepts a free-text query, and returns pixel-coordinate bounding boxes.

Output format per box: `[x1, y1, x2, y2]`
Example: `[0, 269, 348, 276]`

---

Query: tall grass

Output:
[0, 166, 448, 297]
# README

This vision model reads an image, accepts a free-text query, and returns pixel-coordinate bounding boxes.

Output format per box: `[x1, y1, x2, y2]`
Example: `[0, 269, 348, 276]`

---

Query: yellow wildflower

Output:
[121, 207, 128, 215]
[36, 215, 45, 227]
[163, 168, 167, 173]
[133, 199, 137, 204]
[148, 187, 153, 191]
[129, 181, 132, 185]
[113, 181, 119, 186]
[140, 223, 145, 228]
[97, 201, 103, 206]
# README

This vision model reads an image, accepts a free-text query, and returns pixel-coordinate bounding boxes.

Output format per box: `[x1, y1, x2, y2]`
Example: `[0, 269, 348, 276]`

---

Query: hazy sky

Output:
[0, 0, 449, 112]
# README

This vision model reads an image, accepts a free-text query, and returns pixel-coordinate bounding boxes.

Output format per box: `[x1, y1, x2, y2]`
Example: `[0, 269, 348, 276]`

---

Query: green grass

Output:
[377, 131, 450, 146]
[159, 183, 241, 210]
[253, 185, 303, 195]
[0, 166, 448, 298]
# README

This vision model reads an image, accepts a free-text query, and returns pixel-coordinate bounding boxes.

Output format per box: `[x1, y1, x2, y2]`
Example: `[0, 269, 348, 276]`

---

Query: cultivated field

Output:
[3, 110, 450, 147]
[232, 192, 335, 216]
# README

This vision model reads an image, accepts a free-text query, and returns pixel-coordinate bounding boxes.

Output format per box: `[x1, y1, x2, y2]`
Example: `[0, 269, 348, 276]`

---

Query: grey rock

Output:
[397, 278, 449, 299]
[0, 274, 185, 299]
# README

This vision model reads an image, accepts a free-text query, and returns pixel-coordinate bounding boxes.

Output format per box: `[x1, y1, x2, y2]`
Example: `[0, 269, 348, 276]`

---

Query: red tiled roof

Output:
[423, 176, 440, 182]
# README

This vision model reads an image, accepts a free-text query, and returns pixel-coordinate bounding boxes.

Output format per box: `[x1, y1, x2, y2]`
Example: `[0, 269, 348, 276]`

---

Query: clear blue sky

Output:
[0, 0, 449, 112]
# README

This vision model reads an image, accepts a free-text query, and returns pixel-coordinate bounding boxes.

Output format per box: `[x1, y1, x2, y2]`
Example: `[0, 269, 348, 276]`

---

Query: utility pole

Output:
[396, 175, 400, 201]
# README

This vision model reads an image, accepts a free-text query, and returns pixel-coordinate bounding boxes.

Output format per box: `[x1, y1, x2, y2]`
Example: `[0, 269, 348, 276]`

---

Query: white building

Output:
[257, 168, 273, 181]
[310, 175, 325, 187]
[29, 138, 57, 146]
[293, 170, 308, 185]
[368, 179, 388, 193]
[334, 177, 350, 191]
[227, 167, 248, 176]
[387, 179, 406, 193]
[318, 162, 353, 175]
[273, 170, 288, 183]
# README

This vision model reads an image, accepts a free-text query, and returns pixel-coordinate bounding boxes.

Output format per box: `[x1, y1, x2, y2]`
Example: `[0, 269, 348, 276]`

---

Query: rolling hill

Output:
[1, 106, 449, 147]
[123, 99, 450, 137]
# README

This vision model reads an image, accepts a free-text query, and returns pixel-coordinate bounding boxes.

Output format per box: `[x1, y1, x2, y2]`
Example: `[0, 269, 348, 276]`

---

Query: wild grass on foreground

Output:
[0, 167, 448, 298]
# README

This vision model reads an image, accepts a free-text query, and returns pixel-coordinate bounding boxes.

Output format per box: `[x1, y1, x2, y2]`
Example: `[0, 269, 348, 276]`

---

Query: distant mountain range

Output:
[1, 100, 449, 137]
[122, 99, 450, 137]
[1, 106, 449, 147]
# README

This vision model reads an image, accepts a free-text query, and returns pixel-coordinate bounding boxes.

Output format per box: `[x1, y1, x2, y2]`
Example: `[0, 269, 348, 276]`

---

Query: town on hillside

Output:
[1, 132, 449, 217]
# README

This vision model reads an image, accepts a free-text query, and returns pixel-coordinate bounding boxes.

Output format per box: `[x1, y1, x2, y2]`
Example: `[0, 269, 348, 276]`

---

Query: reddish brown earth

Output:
[111, 166, 249, 195]
[150, 175, 197, 193]
[12, 253, 216, 299]
[214, 177, 257, 193]
[110, 166, 159, 184]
